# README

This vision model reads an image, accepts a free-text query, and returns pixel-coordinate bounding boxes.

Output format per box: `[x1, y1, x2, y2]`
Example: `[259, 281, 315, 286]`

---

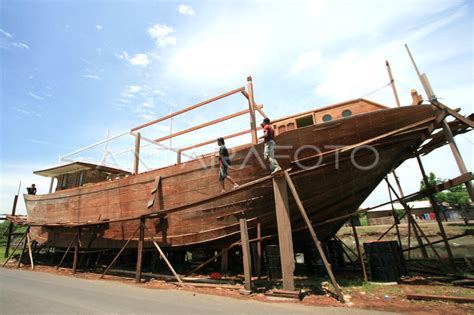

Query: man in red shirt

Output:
[259, 118, 282, 174]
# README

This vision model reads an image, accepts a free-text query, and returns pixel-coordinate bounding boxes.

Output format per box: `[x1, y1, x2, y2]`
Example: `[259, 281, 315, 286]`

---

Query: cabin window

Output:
[342, 109, 352, 117]
[322, 114, 332, 122]
[277, 125, 287, 134]
[295, 115, 314, 128]
[287, 122, 296, 131]
[61, 174, 69, 189]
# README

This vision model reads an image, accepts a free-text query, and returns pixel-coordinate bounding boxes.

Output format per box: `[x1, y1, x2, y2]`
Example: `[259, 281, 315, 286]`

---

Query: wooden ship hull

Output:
[24, 104, 440, 250]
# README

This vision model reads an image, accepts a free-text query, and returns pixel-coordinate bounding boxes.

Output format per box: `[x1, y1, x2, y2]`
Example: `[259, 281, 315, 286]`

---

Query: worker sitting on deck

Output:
[26, 184, 37, 195]
[259, 118, 282, 175]
[217, 137, 239, 193]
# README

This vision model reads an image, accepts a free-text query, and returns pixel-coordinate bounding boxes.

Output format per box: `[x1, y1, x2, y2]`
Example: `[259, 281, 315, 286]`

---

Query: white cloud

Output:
[12, 42, 29, 49]
[147, 24, 177, 47]
[83, 74, 101, 80]
[116, 51, 151, 67]
[28, 92, 44, 100]
[0, 29, 13, 38]
[178, 4, 195, 16]
[14, 107, 42, 118]
[140, 102, 154, 109]
[129, 53, 150, 66]
[128, 85, 143, 93]
[96, 24, 103, 30]
[120, 98, 131, 103]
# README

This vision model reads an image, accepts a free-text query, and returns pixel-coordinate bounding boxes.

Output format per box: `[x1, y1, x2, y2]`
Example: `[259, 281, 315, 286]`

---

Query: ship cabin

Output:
[271, 98, 388, 136]
[34, 161, 131, 192]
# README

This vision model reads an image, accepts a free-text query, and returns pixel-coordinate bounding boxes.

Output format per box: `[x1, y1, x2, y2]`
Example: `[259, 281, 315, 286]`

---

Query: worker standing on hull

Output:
[217, 137, 239, 192]
[259, 118, 282, 175]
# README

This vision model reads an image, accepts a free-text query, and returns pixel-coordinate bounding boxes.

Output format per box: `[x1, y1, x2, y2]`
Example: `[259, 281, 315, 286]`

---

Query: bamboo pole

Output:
[131, 86, 245, 131]
[385, 60, 401, 107]
[351, 217, 367, 282]
[283, 171, 345, 302]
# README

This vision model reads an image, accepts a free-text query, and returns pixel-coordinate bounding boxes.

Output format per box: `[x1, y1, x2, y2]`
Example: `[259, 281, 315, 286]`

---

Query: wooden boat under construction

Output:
[23, 79, 459, 251]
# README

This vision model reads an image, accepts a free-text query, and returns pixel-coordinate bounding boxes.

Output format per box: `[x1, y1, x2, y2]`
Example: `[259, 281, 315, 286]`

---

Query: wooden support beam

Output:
[131, 86, 245, 131]
[154, 106, 262, 143]
[246, 76, 258, 144]
[72, 228, 80, 274]
[133, 132, 141, 175]
[57, 232, 78, 269]
[415, 153, 456, 271]
[283, 171, 345, 302]
[4, 194, 19, 258]
[256, 222, 262, 278]
[17, 230, 28, 268]
[272, 175, 295, 291]
[26, 229, 34, 270]
[143, 226, 183, 286]
[406, 293, 474, 304]
[385, 60, 401, 107]
[101, 226, 140, 279]
[351, 217, 367, 282]
[136, 217, 145, 283]
[2, 231, 26, 267]
[386, 178, 403, 251]
[239, 219, 253, 291]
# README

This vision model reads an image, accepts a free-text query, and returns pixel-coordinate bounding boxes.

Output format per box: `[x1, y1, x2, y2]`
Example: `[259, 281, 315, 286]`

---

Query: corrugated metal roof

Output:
[34, 161, 130, 177]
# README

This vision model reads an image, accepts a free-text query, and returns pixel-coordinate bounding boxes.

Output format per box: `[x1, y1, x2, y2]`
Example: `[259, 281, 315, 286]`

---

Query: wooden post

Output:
[415, 153, 456, 271]
[283, 171, 344, 302]
[405, 44, 473, 201]
[256, 222, 262, 278]
[390, 174, 428, 258]
[246, 76, 258, 145]
[136, 217, 145, 283]
[26, 229, 34, 270]
[5, 195, 19, 258]
[176, 150, 181, 164]
[57, 232, 78, 269]
[272, 176, 295, 291]
[351, 217, 367, 282]
[49, 177, 54, 193]
[17, 231, 28, 268]
[385, 60, 401, 107]
[221, 249, 229, 273]
[239, 219, 253, 291]
[72, 228, 80, 274]
[133, 132, 141, 175]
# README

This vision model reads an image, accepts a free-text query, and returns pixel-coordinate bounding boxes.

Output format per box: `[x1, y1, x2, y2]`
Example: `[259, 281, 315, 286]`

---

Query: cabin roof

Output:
[34, 161, 131, 177]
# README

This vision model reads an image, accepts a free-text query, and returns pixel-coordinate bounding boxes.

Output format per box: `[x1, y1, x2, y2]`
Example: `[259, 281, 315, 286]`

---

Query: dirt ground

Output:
[4, 264, 473, 315]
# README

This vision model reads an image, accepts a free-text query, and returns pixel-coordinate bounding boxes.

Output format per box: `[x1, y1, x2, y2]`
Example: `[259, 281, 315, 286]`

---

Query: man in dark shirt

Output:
[217, 137, 239, 192]
[27, 184, 37, 195]
[259, 118, 282, 174]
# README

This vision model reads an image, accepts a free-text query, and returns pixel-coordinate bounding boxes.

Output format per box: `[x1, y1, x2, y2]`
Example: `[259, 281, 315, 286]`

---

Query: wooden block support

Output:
[221, 249, 229, 273]
[272, 176, 295, 291]
[239, 219, 253, 291]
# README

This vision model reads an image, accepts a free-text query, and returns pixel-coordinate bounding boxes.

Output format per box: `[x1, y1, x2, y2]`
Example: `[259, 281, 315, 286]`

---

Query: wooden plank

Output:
[272, 176, 295, 291]
[147, 176, 161, 209]
[151, 240, 183, 286]
[283, 171, 344, 302]
[406, 293, 474, 303]
[246, 76, 258, 144]
[133, 132, 141, 175]
[131, 86, 245, 131]
[153, 106, 263, 143]
[239, 219, 252, 291]
[136, 218, 145, 283]
[220, 248, 229, 273]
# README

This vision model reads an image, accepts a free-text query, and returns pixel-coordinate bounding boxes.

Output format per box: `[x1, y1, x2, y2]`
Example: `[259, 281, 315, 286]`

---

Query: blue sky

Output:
[1, 0, 473, 214]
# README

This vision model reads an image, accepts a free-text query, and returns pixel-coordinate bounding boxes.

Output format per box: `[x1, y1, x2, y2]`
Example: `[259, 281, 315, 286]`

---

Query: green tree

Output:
[420, 172, 470, 207]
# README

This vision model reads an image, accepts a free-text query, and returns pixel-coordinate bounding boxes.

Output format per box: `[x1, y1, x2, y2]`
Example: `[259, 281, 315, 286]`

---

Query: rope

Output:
[359, 82, 391, 99]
